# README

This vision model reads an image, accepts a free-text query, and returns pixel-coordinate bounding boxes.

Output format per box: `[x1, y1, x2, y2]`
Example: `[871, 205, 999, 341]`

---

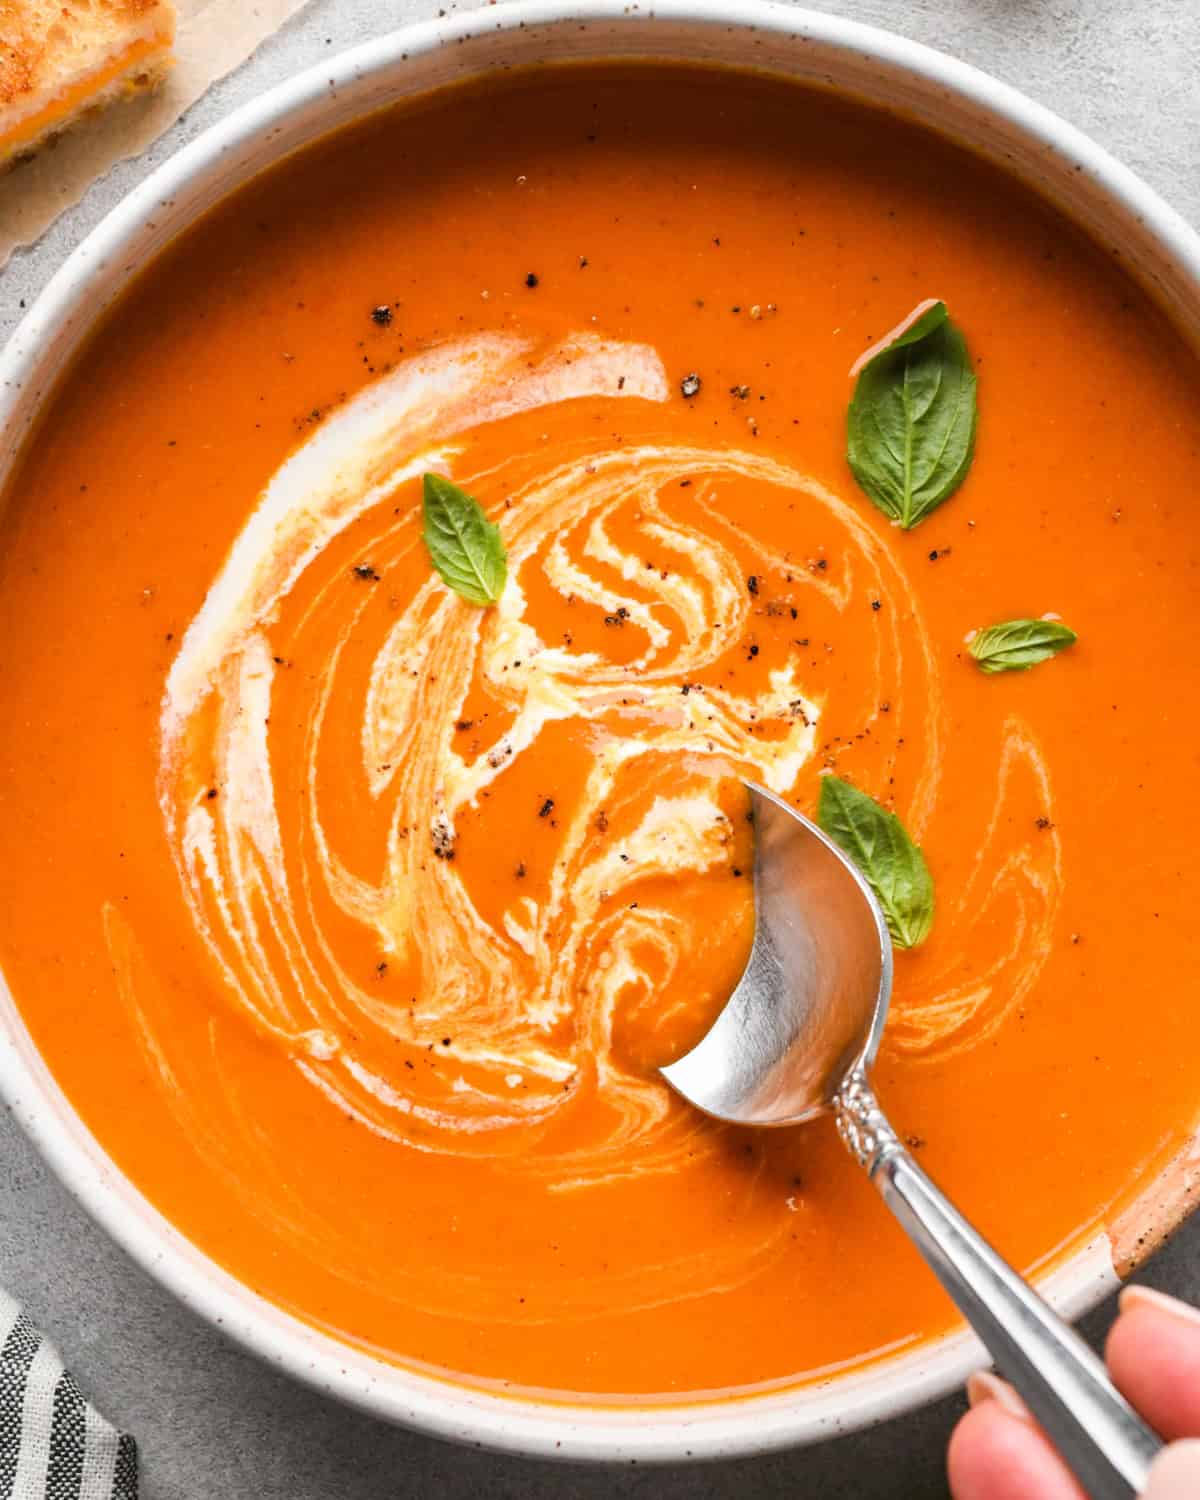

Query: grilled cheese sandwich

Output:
[1, 0, 175, 166]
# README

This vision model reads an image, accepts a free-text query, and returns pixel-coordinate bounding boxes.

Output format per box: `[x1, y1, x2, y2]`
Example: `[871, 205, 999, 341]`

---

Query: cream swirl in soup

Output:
[156, 332, 1059, 1194]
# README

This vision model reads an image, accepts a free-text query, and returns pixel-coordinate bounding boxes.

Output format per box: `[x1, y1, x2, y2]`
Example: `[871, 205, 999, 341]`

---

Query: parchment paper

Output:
[0, 0, 311, 267]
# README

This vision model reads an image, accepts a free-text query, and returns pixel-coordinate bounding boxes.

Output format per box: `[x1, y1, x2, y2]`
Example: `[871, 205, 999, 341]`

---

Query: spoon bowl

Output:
[662, 783, 890, 1126]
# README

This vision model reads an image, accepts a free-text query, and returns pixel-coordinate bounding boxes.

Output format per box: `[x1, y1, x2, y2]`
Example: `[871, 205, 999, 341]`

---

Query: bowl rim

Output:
[1, 0, 1198, 1465]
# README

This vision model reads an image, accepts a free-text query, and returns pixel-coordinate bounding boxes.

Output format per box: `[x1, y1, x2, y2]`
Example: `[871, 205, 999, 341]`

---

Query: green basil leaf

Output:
[968, 618, 1077, 674]
[847, 300, 978, 529]
[422, 473, 507, 606]
[817, 775, 934, 950]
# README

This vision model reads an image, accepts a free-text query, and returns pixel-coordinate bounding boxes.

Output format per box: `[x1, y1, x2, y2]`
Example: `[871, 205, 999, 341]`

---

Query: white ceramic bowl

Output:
[2, 0, 1199, 1465]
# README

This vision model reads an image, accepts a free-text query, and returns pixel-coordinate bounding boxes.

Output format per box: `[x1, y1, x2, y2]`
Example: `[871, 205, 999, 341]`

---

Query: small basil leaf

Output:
[422, 473, 507, 606]
[969, 618, 1077, 674]
[817, 774, 934, 950]
[847, 300, 978, 530]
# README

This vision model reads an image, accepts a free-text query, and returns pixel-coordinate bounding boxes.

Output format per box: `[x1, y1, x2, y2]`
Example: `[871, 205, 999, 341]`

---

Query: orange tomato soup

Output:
[1, 64, 1199, 1399]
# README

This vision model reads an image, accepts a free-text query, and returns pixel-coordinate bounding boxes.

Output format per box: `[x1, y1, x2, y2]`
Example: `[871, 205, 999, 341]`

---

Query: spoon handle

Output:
[836, 1071, 1161, 1500]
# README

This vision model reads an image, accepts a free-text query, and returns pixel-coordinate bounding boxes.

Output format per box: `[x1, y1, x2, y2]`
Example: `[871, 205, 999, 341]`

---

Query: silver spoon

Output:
[662, 782, 1161, 1500]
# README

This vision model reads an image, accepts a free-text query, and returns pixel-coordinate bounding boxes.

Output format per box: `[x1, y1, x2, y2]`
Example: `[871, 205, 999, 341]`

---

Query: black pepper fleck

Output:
[432, 823, 457, 860]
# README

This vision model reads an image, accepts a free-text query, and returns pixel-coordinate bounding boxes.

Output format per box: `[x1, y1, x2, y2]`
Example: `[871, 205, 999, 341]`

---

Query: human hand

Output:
[948, 1285, 1200, 1498]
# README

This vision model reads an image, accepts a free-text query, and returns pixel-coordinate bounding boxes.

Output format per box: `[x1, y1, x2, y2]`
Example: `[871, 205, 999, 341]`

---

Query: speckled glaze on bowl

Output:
[1, 0, 1198, 1463]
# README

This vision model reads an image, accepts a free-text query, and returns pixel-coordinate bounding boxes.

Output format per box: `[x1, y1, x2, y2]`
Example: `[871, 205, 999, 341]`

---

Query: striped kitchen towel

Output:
[0, 1289, 136, 1500]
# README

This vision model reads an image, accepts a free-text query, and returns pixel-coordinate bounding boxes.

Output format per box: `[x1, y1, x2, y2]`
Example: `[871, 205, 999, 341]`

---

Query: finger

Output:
[947, 1374, 1087, 1500]
[1144, 1439, 1200, 1498]
[1106, 1286, 1200, 1441]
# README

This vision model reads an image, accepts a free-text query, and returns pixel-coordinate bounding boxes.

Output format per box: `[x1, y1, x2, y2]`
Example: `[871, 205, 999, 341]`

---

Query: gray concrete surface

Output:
[2, 2, 1198, 1495]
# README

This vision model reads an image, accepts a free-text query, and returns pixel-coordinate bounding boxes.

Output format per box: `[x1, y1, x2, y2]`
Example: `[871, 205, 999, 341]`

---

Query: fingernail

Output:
[1119, 1284, 1200, 1329]
[966, 1370, 1031, 1420]
[1143, 1439, 1200, 1499]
